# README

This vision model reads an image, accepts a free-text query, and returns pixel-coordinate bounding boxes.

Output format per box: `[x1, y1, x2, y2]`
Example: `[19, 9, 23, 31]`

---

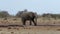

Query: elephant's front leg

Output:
[22, 19, 26, 26]
[32, 19, 37, 26]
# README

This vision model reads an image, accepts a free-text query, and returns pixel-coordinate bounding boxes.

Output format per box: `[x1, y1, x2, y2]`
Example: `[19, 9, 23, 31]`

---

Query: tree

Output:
[0, 11, 9, 18]
[16, 9, 28, 17]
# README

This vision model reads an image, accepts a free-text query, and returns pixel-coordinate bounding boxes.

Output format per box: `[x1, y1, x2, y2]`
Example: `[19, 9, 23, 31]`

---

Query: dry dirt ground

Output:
[0, 18, 60, 34]
[0, 26, 60, 34]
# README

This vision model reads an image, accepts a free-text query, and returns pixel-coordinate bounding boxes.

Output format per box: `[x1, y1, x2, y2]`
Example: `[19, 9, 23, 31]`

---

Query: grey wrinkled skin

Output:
[21, 12, 37, 26]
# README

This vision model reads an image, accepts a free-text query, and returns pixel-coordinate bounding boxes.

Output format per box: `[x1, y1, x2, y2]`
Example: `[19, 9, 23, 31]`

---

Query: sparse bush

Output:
[13, 18, 17, 21]
[4, 18, 7, 20]
[0, 11, 10, 18]
[42, 13, 60, 19]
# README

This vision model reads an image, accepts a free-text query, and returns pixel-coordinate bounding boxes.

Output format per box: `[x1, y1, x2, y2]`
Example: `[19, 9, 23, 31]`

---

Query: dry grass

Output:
[0, 18, 60, 34]
[0, 17, 60, 25]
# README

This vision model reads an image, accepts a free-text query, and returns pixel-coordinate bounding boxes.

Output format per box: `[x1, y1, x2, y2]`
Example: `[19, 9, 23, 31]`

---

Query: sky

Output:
[0, 0, 60, 15]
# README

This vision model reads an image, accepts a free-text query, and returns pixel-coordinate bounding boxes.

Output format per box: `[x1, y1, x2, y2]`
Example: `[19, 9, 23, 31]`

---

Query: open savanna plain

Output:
[0, 18, 60, 34]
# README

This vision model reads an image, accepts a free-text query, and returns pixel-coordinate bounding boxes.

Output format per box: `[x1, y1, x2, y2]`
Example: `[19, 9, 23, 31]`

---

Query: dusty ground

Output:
[0, 26, 60, 34]
[0, 18, 60, 34]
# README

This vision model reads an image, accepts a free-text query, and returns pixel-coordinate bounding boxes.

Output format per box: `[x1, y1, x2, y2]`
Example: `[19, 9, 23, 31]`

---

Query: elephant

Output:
[20, 12, 37, 26]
